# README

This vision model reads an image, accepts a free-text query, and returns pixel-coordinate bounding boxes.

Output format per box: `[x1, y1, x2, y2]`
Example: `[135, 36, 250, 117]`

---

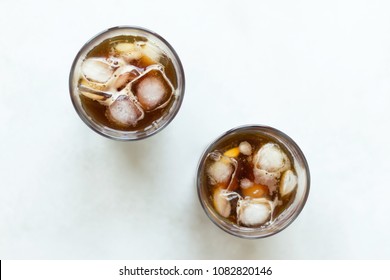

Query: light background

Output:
[0, 0, 389, 259]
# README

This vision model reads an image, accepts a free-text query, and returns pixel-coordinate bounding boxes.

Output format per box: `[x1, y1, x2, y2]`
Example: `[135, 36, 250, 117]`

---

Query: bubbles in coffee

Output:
[202, 133, 298, 228]
[77, 35, 177, 130]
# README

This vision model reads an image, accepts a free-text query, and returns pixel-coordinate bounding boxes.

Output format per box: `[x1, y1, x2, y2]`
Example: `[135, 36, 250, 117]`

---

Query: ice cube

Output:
[207, 160, 234, 184]
[105, 95, 144, 127]
[82, 58, 114, 83]
[131, 69, 174, 111]
[141, 42, 162, 63]
[240, 178, 254, 189]
[253, 169, 280, 194]
[280, 170, 297, 197]
[237, 198, 272, 226]
[253, 143, 290, 173]
[239, 141, 252, 156]
[114, 69, 140, 91]
[115, 42, 136, 53]
[213, 188, 232, 218]
[79, 84, 112, 102]
[114, 42, 142, 61]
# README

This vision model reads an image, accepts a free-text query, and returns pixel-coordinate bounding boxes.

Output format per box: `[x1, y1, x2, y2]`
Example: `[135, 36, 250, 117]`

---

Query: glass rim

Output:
[196, 124, 311, 239]
[69, 25, 186, 141]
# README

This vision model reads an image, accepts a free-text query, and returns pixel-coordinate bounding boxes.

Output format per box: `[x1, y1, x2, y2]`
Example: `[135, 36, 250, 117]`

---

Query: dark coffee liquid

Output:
[79, 35, 177, 131]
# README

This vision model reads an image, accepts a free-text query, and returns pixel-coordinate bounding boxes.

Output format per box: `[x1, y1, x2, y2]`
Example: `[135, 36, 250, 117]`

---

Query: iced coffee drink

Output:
[70, 27, 185, 140]
[197, 126, 310, 238]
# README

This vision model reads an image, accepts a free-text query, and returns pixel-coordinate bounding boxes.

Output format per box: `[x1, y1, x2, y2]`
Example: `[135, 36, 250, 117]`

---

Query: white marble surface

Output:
[1, 0, 390, 259]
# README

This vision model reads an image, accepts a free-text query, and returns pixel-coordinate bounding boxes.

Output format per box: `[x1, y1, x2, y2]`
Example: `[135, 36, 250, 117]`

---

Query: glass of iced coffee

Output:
[197, 125, 310, 238]
[69, 26, 185, 140]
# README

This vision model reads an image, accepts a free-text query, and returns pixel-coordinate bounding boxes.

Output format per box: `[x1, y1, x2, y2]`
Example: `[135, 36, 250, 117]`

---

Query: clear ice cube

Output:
[237, 198, 272, 226]
[105, 95, 144, 127]
[240, 178, 254, 189]
[254, 143, 290, 173]
[79, 84, 112, 102]
[141, 42, 162, 63]
[131, 69, 174, 111]
[208, 160, 234, 184]
[253, 169, 280, 194]
[114, 42, 143, 61]
[213, 188, 232, 218]
[239, 141, 252, 156]
[82, 58, 114, 83]
[114, 69, 140, 91]
[279, 170, 297, 197]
